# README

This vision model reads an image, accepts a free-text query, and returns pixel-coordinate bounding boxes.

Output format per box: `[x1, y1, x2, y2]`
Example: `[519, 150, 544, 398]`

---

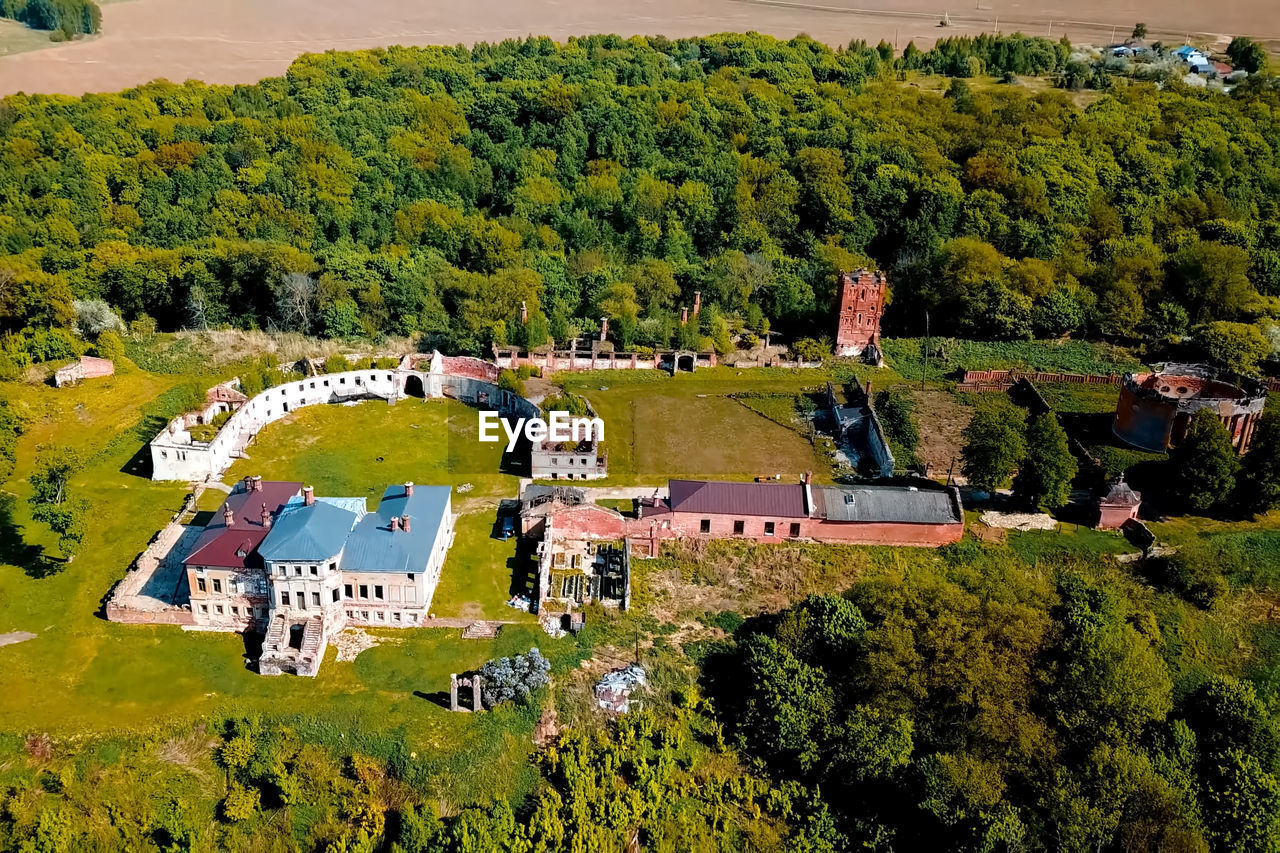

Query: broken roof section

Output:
[667, 479, 807, 518]
[1100, 479, 1142, 507]
[184, 479, 303, 569]
[595, 663, 647, 714]
[813, 484, 961, 525]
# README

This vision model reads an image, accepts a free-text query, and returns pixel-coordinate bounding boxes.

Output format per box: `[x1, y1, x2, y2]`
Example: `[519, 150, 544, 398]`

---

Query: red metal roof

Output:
[185, 480, 302, 568]
[667, 479, 807, 518]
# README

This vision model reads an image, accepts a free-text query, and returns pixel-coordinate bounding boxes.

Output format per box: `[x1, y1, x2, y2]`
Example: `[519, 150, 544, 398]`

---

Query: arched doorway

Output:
[404, 373, 425, 398]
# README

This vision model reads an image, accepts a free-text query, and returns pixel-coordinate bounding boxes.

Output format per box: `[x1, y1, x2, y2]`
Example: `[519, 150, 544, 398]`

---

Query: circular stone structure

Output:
[1112, 363, 1266, 454]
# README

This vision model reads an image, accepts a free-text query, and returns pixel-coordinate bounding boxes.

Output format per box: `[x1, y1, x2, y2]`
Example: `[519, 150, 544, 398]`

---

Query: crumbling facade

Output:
[828, 380, 894, 477]
[54, 355, 114, 387]
[181, 477, 454, 676]
[150, 351, 537, 482]
[834, 269, 886, 362]
[534, 523, 631, 613]
[1113, 364, 1266, 455]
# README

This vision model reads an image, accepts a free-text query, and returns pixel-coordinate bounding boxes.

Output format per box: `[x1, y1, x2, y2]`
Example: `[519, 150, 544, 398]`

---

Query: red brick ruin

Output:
[834, 269, 886, 359]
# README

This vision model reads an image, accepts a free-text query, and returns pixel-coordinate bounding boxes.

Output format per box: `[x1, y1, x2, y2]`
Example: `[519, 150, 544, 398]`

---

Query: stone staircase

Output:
[461, 621, 501, 639]
[259, 614, 327, 677]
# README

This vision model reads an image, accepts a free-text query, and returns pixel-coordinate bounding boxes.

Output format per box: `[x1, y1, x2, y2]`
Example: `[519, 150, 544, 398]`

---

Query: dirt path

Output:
[0, 631, 36, 647]
[2, 0, 1272, 98]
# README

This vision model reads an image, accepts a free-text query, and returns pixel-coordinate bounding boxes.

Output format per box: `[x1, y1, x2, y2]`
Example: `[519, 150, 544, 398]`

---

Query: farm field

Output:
[1, 0, 1273, 96]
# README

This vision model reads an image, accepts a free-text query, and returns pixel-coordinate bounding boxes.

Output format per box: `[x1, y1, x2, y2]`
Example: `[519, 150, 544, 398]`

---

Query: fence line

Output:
[957, 369, 1280, 394]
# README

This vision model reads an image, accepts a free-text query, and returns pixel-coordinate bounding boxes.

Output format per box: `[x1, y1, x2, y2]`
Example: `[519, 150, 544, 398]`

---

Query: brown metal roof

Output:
[667, 479, 807, 518]
[185, 480, 302, 569]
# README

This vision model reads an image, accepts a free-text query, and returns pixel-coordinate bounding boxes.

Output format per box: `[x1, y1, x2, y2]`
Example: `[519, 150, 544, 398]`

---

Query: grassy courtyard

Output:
[557, 367, 861, 485]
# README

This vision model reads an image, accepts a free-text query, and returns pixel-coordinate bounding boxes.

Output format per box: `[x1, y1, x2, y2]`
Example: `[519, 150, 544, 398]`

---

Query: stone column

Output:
[472, 675, 483, 712]
[449, 673, 459, 711]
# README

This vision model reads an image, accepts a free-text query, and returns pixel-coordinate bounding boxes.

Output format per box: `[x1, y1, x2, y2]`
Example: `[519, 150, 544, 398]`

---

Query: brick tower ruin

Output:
[834, 269, 886, 363]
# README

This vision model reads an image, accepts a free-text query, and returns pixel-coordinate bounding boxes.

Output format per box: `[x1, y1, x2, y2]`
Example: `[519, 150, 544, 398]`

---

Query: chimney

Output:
[600, 317, 609, 341]
[404, 481, 414, 498]
[693, 291, 702, 317]
[252, 475, 263, 492]
[401, 514, 412, 533]
[680, 306, 689, 325]
[390, 516, 400, 532]
[223, 506, 235, 527]
[243, 476, 253, 493]
[520, 301, 528, 324]
[260, 502, 271, 528]
[303, 485, 314, 506]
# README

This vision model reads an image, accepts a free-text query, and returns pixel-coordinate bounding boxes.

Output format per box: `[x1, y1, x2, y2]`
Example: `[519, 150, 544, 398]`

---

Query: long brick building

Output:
[520, 476, 965, 554]
[637, 477, 964, 547]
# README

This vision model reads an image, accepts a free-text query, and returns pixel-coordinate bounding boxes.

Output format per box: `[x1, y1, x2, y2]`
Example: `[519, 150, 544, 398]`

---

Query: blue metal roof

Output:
[259, 500, 359, 562]
[340, 485, 452, 574]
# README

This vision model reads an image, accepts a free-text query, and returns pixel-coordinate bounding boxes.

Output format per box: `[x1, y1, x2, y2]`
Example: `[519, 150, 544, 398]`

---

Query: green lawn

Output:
[558, 368, 846, 485]
[0, 380, 551, 738]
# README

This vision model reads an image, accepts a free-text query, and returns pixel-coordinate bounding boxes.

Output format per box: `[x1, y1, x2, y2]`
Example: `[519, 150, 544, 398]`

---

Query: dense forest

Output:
[0, 33, 1277, 372]
[3, 538, 1277, 850]
[0, 0, 100, 38]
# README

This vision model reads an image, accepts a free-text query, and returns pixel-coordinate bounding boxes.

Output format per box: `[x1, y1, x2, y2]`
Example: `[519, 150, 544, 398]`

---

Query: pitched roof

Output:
[259, 500, 361, 562]
[340, 484, 452, 574]
[667, 479, 807, 518]
[185, 480, 302, 568]
[1100, 480, 1142, 507]
[813, 484, 961, 525]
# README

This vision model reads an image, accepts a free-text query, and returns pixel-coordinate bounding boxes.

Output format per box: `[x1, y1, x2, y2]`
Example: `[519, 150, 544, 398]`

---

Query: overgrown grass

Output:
[882, 337, 1145, 381]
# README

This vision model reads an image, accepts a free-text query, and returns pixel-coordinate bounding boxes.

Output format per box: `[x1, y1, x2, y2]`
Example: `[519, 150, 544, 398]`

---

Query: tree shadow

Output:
[119, 414, 167, 479]
[0, 494, 60, 579]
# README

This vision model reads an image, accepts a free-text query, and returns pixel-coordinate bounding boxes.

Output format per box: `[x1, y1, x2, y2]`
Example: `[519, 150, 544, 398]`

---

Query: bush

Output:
[497, 369, 525, 397]
[709, 610, 746, 634]
[127, 314, 157, 338]
[1195, 322, 1270, 375]
[792, 338, 827, 362]
[221, 783, 259, 822]
[479, 648, 550, 708]
[1159, 544, 1229, 608]
[374, 356, 399, 369]
[73, 299, 124, 338]
[322, 353, 350, 374]
[92, 330, 125, 363]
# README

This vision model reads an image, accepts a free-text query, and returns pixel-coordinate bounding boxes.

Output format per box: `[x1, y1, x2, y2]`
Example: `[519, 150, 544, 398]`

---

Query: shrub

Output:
[1159, 544, 1229, 608]
[479, 648, 550, 708]
[497, 369, 525, 397]
[709, 610, 746, 634]
[73, 299, 124, 338]
[128, 314, 157, 338]
[221, 784, 259, 822]
[322, 353, 350, 374]
[792, 338, 827, 362]
[93, 330, 125, 363]
[1195, 322, 1269, 375]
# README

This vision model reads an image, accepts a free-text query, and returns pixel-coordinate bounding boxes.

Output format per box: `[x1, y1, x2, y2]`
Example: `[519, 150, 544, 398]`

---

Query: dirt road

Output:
[1, 0, 1272, 97]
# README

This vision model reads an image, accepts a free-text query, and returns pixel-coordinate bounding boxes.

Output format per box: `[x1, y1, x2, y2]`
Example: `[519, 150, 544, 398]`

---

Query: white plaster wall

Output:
[151, 369, 410, 481]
